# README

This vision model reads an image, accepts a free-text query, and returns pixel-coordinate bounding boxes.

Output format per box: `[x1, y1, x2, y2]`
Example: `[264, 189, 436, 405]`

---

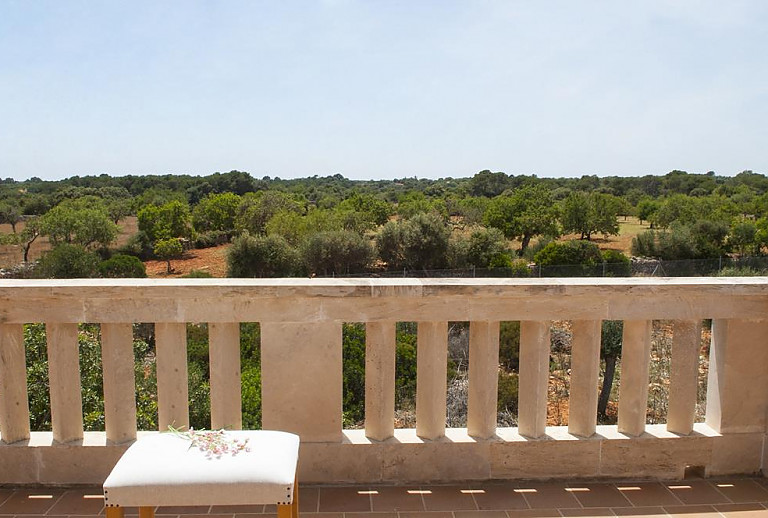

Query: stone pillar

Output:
[46, 323, 84, 443]
[101, 323, 137, 443]
[261, 322, 342, 442]
[706, 319, 768, 434]
[209, 323, 242, 430]
[467, 321, 500, 439]
[617, 320, 652, 437]
[667, 320, 701, 435]
[155, 323, 189, 430]
[0, 323, 30, 444]
[365, 321, 396, 441]
[416, 321, 448, 440]
[568, 320, 601, 438]
[518, 321, 550, 439]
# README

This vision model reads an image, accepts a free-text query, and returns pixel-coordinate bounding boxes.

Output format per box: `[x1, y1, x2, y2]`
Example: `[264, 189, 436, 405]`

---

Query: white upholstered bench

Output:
[103, 430, 300, 518]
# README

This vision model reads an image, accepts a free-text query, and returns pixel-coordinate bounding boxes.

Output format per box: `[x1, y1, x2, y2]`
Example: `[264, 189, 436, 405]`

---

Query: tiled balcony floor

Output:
[2, 478, 768, 518]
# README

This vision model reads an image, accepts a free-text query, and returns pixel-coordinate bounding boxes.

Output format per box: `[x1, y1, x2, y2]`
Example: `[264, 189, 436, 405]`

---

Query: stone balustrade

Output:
[1, 278, 767, 484]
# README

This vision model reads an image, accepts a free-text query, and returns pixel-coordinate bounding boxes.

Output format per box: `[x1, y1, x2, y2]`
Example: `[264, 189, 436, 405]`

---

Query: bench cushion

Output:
[103, 430, 299, 507]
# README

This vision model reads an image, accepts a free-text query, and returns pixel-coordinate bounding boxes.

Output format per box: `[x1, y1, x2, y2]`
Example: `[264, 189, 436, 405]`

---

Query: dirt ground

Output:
[144, 244, 231, 278]
[559, 216, 649, 255]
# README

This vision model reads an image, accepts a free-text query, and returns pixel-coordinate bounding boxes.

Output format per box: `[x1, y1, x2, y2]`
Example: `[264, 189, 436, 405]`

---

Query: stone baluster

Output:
[365, 321, 396, 441]
[667, 320, 701, 435]
[617, 320, 652, 436]
[706, 319, 768, 434]
[568, 320, 602, 438]
[261, 322, 343, 442]
[209, 323, 242, 430]
[155, 323, 189, 430]
[518, 321, 550, 438]
[46, 323, 84, 443]
[101, 323, 137, 443]
[467, 321, 500, 439]
[416, 321, 448, 440]
[0, 323, 30, 444]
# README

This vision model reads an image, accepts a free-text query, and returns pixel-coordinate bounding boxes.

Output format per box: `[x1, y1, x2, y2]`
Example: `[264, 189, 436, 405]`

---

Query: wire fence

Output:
[322, 256, 768, 279]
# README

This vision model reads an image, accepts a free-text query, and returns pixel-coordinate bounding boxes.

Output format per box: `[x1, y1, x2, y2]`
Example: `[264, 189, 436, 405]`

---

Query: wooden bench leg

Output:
[277, 504, 292, 518]
[106, 508, 124, 518]
[292, 479, 299, 518]
[139, 507, 155, 518]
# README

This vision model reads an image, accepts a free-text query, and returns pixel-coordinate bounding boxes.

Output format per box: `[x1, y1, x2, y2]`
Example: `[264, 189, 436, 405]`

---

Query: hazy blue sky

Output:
[1, 1, 766, 181]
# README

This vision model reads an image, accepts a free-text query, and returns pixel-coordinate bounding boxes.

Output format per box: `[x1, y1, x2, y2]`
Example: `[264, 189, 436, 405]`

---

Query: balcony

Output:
[0, 278, 767, 492]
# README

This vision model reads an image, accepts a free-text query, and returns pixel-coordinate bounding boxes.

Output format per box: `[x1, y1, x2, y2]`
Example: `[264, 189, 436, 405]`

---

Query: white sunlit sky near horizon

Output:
[0, 1, 767, 182]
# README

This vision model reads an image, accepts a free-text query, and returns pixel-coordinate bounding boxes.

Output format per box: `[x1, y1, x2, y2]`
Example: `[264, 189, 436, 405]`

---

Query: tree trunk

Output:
[598, 354, 617, 417]
[519, 234, 532, 255]
[166, 259, 172, 274]
[10, 221, 16, 233]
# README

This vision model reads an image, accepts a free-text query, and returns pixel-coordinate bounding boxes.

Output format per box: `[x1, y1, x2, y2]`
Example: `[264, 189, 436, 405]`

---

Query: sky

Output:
[1, 1, 767, 182]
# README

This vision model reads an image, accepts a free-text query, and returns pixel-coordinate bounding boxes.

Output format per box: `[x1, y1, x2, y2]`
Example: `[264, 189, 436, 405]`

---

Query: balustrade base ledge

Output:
[0, 425, 765, 486]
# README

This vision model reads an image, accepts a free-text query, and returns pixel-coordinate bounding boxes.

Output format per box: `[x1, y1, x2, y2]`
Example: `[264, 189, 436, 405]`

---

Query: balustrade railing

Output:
[1, 278, 767, 484]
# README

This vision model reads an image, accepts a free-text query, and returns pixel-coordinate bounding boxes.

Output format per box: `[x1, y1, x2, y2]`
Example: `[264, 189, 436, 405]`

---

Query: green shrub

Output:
[497, 371, 519, 414]
[182, 269, 214, 278]
[488, 252, 514, 268]
[601, 249, 631, 276]
[301, 230, 374, 276]
[99, 254, 147, 278]
[194, 230, 230, 249]
[227, 233, 299, 277]
[37, 244, 100, 278]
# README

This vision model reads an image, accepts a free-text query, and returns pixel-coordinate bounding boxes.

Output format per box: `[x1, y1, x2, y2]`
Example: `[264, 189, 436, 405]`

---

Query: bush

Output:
[115, 230, 154, 260]
[533, 240, 603, 277]
[466, 227, 508, 267]
[497, 371, 519, 415]
[301, 231, 374, 276]
[488, 252, 514, 268]
[400, 213, 450, 270]
[194, 230, 230, 249]
[717, 266, 765, 276]
[376, 221, 404, 269]
[227, 233, 299, 277]
[631, 230, 658, 257]
[183, 269, 214, 278]
[601, 249, 631, 276]
[99, 254, 147, 278]
[37, 244, 100, 278]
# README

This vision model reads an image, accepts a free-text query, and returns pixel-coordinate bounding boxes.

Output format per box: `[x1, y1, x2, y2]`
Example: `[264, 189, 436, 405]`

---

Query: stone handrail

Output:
[0, 278, 767, 484]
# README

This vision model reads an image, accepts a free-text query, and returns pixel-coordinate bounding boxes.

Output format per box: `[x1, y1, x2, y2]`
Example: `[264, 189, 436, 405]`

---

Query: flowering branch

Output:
[167, 425, 251, 458]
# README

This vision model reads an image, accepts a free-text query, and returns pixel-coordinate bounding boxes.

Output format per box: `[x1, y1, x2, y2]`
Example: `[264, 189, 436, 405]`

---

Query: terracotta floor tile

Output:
[614, 484, 681, 508]
[567, 484, 631, 509]
[369, 487, 425, 512]
[237, 514, 276, 518]
[714, 503, 768, 518]
[421, 486, 477, 512]
[664, 482, 729, 506]
[210, 505, 265, 514]
[0, 490, 64, 514]
[233, 514, 268, 518]
[299, 513, 343, 518]
[48, 489, 105, 515]
[156, 506, 211, 515]
[397, 512, 454, 518]
[711, 480, 768, 503]
[453, 511, 509, 518]
[506, 509, 561, 518]
[299, 488, 320, 514]
[471, 483, 529, 511]
[663, 504, 720, 517]
[612, 506, 668, 516]
[318, 488, 371, 513]
[517, 483, 581, 510]
[345, 512, 397, 518]
[0, 491, 11, 508]
[183, 514, 233, 518]
[559, 508, 615, 517]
